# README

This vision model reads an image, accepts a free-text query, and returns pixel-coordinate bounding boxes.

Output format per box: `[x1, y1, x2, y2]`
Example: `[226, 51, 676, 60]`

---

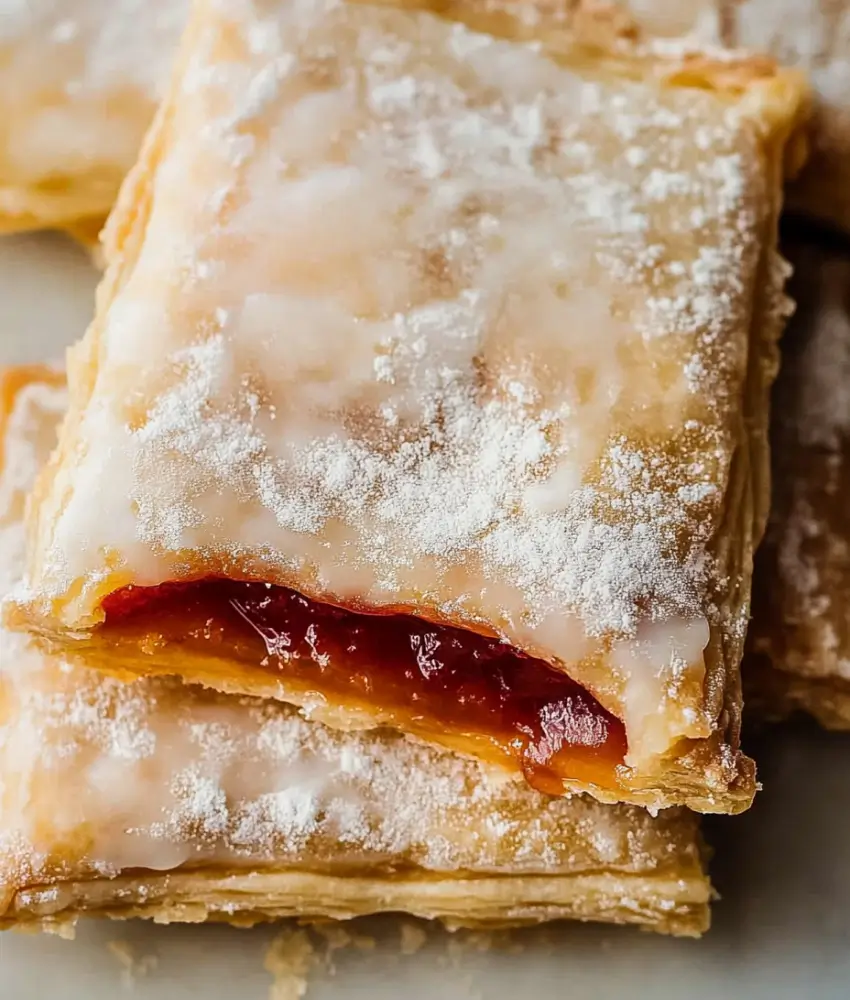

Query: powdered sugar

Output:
[627, 0, 850, 229]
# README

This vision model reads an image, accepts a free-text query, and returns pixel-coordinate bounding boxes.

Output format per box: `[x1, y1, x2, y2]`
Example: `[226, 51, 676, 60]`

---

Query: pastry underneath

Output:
[0, 0, 186, 236]
[0, 366, 711, 936]
[0, 670, 711, 936]
[747, 233, 850, 729]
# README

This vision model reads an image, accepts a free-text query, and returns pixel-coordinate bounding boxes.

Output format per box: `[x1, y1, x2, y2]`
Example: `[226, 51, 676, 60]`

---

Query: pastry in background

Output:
[7, 0, 808, 814]
[622, 0, 850, 232]
[0, 0, 638, 241]
[0, 366, 711, 937]
[749, 233, 850, 728]
[0, 0, 185, 235]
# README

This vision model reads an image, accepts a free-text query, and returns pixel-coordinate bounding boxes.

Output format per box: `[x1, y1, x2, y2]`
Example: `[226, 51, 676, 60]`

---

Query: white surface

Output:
[0, 232, 849, 999]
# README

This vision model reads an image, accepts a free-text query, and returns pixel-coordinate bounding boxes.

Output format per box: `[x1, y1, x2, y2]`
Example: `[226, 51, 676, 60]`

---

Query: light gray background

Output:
[0, 233, 847, 999]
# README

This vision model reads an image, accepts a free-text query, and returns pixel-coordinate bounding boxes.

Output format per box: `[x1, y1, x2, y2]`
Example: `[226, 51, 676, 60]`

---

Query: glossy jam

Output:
[102, 580, 627, 793]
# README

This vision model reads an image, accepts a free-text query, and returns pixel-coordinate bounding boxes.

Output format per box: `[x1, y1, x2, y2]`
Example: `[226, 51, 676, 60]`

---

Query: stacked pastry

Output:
[0, 0, 831, 940]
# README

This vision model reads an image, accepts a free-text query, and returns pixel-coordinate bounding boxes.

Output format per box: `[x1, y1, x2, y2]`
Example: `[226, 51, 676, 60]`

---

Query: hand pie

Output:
[8, 0, 808, 814]
[748, 235, 850, 729]
[0, 0, 185, 235]
[0, 367, 710, 937]
[619, 0, 850, 232]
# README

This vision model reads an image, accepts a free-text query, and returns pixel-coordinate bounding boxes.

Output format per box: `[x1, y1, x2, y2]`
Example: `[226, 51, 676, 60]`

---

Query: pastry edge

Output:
[1, 867, 712, 938]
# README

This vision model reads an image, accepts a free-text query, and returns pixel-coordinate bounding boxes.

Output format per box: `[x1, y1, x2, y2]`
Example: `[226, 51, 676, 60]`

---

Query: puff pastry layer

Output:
[9, 0, 808, 813]
[621, 0, 850, 232]
[0, 0, 186, 235]
[748, 234, 850, 728]
[0, 366, 710, 936]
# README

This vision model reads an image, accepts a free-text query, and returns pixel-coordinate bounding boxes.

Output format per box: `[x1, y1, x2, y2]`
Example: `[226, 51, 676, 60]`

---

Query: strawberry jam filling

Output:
[102, 580, 627, 794]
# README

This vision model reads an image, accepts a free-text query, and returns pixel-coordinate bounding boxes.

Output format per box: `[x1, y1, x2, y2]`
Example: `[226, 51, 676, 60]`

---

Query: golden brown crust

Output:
[612, 0, 850, 232]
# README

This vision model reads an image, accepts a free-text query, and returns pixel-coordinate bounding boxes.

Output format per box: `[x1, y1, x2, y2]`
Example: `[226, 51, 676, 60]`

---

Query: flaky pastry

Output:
[8, 0, 809, 813]
[748, 234, 850, 728]
[0, 0, 186, 235]
[0, 366, 710, 936]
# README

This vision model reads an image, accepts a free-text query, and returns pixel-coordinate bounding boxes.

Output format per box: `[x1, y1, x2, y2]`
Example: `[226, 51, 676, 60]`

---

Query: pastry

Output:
[0, 365, 711, 936]
[620, 0, 850, 233]
[748, 233, 850, 728]
[7, 0, 809, 814]
[0, 0, 186, 235]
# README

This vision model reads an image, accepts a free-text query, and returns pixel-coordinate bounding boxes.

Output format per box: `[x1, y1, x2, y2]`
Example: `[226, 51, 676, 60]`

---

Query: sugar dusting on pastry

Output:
[0, 0, 183, 100]
[0, 1, 186, 227]
[733, 0, 850, 167]
[626, 0, 850, 230]
[0, 370, 705, 920]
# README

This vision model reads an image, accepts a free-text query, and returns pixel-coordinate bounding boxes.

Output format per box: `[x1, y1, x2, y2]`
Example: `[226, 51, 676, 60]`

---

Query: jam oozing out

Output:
[102, 580, 627, 794]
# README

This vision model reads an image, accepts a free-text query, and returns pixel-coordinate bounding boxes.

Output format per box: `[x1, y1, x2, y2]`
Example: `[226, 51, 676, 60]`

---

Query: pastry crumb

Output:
[107, 938, 158, 988]
[446, 930, 499, 962]
[264, 927, 319, 1000]
[311, 922, 376, 953]
[399, 921, 429, 955]
[261, 921, 519, 998]
[39, 920, 76, 940]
